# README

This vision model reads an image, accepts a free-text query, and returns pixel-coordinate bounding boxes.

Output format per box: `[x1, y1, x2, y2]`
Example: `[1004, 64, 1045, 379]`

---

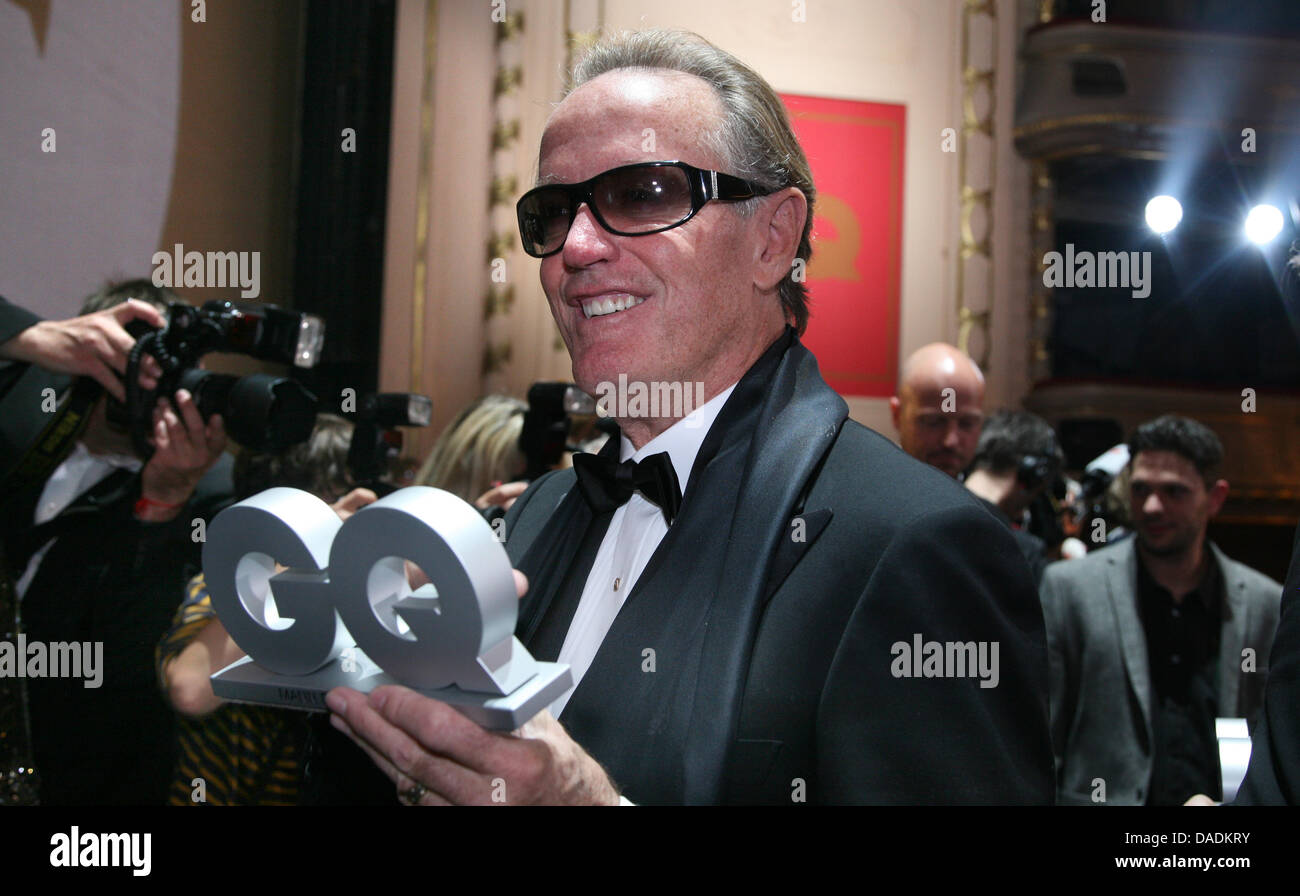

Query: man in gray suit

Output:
[1040, 415, 1280, 805]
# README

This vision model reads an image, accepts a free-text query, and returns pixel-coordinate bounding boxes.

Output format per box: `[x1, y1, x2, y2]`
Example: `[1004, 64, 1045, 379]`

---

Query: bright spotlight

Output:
[1244, 204, 1284, 245]
[1145, 195, 1182, 235]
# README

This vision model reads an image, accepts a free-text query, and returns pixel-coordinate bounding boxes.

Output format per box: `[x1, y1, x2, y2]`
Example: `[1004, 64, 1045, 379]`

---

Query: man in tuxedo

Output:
[328, 29, 1054, 804]
[1229, 516, 1298, 805]
[1194, 251, 1300, 807]
[0, 284, 230, 803]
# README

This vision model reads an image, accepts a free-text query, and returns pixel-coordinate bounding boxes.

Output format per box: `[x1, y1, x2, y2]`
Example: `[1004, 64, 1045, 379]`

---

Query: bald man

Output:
[890, 343, 985, 478]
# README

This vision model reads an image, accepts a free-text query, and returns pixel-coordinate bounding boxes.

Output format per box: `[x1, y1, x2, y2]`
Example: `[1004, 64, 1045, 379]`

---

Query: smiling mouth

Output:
[581, 294, 646, 319]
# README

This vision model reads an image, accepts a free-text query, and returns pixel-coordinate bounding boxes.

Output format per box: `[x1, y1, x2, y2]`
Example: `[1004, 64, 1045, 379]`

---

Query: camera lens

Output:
[175, 369, 317, 451]
[226, 374, 317, 451]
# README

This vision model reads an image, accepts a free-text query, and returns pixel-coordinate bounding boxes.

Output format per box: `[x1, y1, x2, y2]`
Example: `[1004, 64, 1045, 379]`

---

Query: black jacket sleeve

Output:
[0, 295, 43, 347]
[1234, 520, 1300, 805]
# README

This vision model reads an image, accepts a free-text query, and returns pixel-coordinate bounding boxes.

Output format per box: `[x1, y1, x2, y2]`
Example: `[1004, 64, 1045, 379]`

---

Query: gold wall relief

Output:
[956, 0, 998, 367]
[409, 0, 439, 395]
[482, 6, 526, 380]
[806, 194, 863, 283]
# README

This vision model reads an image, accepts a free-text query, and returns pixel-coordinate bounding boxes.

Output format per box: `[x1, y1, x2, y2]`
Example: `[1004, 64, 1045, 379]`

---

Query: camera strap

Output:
[0, 376, 102, 520]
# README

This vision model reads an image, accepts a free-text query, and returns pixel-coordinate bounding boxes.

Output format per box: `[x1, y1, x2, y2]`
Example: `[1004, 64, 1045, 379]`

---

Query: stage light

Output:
[1144, 195, 1182, 235]
[1244, 204, 1284, 245]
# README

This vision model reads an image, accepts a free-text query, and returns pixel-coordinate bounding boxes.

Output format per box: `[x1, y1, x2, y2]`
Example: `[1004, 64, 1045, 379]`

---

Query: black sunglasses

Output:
[515, 161, 772, 258]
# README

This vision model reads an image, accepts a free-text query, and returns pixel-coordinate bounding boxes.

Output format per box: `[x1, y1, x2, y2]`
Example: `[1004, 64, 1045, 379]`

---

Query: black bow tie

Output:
[572, 451, 682, 525]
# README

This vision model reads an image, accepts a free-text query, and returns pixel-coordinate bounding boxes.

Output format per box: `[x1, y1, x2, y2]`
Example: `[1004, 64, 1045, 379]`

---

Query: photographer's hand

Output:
[474, 480, 529, 512]
[0, 299, 165, 400]
[331, 487, 378, 521]
[137, 389, 227, 522]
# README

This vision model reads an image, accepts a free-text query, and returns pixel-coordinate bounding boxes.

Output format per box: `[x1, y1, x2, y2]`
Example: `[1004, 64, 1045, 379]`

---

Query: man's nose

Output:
[1142, 492, 1163, 516]
[943, 421, 962, 448]
[562, 204, 616, 265]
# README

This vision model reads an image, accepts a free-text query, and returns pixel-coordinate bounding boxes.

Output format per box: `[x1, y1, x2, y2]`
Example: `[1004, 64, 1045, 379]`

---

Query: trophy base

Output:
[211, 653, 572, 731]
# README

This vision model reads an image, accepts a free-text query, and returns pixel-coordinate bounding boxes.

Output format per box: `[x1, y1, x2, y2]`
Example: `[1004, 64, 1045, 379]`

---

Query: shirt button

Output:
[1170, 654, 1181, 664]
[1171, 607, 1180, 618]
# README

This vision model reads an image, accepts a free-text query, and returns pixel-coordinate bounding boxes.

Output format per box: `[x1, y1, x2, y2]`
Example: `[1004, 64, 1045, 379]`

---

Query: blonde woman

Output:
[414, 394, 527, 508]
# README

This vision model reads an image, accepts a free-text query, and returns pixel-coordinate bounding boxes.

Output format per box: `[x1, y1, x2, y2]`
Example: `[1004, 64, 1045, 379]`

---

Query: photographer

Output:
[0, 281, 232, 804]
[963, 410, 1063, 585]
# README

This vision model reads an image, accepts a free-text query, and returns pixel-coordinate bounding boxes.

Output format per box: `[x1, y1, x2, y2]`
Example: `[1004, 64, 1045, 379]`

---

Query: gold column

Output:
[409, 0, 439, 394]
[482, 9, 526, 384]
[1028, 159, 1054, 382]
[955, 0, 998, 368]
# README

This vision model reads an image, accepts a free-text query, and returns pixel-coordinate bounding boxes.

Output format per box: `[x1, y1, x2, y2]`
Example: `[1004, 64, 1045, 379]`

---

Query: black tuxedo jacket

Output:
[1234, 519, 1300, 805]
[503, 331, 1054, 804]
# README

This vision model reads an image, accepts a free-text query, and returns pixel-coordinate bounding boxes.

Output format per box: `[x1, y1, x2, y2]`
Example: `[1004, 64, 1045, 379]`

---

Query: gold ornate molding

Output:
[486, 232, 514, 261]
[491, 120, 520, 151]
[483, 4, 527, 379]
[410, 0, 439, 394]
[955, 0, 997, 368]
[1028, 159, 1053, 382]
[489, 174, 518, 207]
[493, 66, 523, 98]
[495, 10, 524, 42]
[564, 0, 606, 88]
[484, 285, 514, 319]
[481, 340, 513, 377]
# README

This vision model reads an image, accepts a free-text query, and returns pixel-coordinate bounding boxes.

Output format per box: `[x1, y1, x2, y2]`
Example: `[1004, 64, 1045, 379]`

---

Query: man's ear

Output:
[753, 187, 808, 292]
[889, 395, 902, 429]
[1206, 478, 1229, 517]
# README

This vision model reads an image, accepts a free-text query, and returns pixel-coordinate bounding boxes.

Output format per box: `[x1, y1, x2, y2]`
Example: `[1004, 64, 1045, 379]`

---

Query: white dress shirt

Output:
[15, 441, 141, 599]
[550, 383, 737, 717]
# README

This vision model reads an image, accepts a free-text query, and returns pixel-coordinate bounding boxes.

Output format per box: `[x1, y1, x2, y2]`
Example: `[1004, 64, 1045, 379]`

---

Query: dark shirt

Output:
[1136, 550, 1226, 805]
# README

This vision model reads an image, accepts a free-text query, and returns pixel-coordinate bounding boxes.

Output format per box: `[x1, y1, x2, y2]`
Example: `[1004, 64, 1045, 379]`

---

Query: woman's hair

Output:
[414, 395, 527, 502]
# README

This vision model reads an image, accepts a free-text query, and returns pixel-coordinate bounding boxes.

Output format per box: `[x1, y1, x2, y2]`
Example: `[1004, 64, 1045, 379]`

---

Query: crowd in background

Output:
[0, 282, 1289, 806]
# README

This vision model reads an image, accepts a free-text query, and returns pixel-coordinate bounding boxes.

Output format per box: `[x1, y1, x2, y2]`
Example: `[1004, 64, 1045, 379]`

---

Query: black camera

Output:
[520, 382, 613, 480]
[345, 392, 433, 494]
[114, 300, 325, 455]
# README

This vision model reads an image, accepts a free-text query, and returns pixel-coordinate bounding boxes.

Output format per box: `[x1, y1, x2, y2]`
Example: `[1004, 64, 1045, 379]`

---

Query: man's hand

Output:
[326, 685, 620, 805]
[137, 389, 227, 521]
[326, 567, 618, 805]
[0, 299, 165, 401]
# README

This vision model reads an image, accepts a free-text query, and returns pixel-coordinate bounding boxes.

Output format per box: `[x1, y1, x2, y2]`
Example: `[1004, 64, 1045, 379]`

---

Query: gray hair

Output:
[569, 29, 816, 335]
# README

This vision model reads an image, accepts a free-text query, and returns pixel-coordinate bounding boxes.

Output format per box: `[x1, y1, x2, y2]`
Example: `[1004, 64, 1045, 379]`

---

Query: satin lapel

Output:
[1211, 544, 1246, 717]
[512, 470, 603, 647]
[1107, 540, 1154, 743]
[681, 338, 847, 803]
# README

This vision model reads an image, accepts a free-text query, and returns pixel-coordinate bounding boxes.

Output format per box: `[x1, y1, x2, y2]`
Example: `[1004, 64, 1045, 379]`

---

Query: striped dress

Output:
[157, 574, 309, 805]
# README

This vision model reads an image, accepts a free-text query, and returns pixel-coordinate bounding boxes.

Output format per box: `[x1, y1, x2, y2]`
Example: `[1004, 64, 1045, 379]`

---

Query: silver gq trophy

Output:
[202, 486, 571, 730]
